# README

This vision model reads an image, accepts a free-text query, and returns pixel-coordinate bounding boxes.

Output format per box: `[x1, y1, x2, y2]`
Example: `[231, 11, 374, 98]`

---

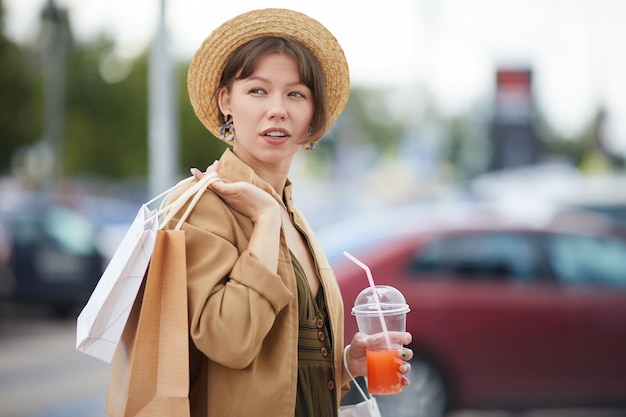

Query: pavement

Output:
[1, 302, 625, 417]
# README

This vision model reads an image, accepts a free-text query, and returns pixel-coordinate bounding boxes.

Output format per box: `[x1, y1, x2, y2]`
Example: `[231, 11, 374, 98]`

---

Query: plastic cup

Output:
[352, 285, 410, 395]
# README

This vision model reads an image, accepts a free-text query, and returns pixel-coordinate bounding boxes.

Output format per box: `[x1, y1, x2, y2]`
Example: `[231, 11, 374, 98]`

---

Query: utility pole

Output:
[148, 0, 179, 197]
[40, 0, 69, 184]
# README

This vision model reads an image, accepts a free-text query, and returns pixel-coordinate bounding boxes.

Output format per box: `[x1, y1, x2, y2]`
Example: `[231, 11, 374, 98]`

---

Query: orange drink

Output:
[351, 285, 410, 396]
[366, 349, 403, 395]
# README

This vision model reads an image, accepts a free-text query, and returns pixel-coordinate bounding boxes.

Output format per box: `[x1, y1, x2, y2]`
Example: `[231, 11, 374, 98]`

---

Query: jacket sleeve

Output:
[168, 185, 294, 369]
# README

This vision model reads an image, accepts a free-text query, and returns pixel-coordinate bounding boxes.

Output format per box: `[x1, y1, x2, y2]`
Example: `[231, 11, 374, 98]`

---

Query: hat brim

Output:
[187, 8, 350, 139]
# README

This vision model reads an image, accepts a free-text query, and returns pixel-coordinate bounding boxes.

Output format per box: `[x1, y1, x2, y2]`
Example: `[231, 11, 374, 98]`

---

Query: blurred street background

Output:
[1, 0, 626, 416]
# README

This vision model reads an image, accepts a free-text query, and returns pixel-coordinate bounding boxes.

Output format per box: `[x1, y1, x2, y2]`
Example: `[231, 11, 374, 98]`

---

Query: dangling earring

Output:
[220, 114, 235, 142]
[304, 125, 315, 151]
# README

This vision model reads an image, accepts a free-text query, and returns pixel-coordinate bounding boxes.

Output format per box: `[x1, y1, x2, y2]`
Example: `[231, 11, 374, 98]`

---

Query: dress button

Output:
[317, 331, 325, 341]
[316, 318, 324, 329]
[320, 347, 328, 357]
[327, 380, 335, 391]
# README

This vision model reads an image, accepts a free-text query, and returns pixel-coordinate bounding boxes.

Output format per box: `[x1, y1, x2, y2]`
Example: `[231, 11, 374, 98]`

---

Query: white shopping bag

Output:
[338, 398, 381, 417]
[76, 174, 217, 363]
[76, 204, 159, 362]
[338, 378, 381, 417]
[338, 347, 382, 417]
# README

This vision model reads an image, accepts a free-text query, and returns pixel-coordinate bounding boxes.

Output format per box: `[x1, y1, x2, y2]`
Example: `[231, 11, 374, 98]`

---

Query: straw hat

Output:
[187, 8, 350, 139]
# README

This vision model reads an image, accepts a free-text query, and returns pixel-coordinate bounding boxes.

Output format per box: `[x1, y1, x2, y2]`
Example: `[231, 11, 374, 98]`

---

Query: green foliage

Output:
[0, 1, 227, 182]
[3, 1, 616, 183]
[543, 128, 589, 166]
[62, 39, 227, 179]
[64, 38, 148, 178]
[177, 61, 228, 171]
[0, 33, 40, 173]
[344, 87, 405, 151]
[306, 87, 406, 167]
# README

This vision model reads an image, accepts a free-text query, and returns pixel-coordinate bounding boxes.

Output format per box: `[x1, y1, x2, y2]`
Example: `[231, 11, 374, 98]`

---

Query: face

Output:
[218, 53, 314, 170]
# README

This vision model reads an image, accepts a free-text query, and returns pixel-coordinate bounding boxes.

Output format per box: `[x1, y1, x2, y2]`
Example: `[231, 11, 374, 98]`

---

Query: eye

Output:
[288, 91, 306, 99]
[249, 88, 266, 95]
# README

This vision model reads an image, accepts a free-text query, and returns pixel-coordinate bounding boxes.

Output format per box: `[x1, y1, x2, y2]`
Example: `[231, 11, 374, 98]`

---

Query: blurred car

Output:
[466, 163, 626, 226]
[320, 202, 626, 416]
[0, 191, 112, 316]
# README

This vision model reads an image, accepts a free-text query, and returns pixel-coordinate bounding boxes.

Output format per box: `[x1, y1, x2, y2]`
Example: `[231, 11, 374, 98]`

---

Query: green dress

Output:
[292, 253, 337, 417]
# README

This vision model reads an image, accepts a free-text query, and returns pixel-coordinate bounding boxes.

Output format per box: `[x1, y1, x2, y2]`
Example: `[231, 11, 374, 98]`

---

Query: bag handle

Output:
[159, 173, 220, 230]
[343, 345, 374, 403]
[145, 176, 194, 208]
[142, 177, 195, 226]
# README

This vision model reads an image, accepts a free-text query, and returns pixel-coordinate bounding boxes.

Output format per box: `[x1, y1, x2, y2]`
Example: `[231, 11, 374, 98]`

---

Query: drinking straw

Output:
[343, 251, 392, 350]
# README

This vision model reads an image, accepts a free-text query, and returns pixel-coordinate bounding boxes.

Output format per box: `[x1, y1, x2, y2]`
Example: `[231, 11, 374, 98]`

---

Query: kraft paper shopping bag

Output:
[105, 229, 190, 417]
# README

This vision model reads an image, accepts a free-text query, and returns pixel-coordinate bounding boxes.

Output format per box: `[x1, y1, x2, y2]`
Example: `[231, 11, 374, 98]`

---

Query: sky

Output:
[5, 0, 626, 155]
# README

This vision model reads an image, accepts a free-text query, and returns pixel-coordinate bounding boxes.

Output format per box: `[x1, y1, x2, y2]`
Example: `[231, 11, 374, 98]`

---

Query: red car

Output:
[321, 202, 626, 416]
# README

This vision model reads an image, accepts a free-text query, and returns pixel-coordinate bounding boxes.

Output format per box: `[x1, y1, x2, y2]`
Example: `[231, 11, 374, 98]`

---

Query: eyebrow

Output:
[244, 75, 306, 88]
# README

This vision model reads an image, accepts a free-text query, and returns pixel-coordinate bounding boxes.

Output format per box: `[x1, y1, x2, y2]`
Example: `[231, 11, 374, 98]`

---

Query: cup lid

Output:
[351, 285, 410, 317]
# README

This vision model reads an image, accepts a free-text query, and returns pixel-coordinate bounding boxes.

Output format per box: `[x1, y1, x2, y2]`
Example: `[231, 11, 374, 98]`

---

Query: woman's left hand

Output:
[190, 162, 280, 223]
[345, 331, 413, 386]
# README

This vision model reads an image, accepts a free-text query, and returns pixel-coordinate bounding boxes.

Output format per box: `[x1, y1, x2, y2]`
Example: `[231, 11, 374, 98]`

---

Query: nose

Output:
[267, 95, 287, 120]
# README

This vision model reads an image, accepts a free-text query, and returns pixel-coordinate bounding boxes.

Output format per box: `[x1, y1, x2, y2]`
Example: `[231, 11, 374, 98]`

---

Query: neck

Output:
[232, 148, 291, 197]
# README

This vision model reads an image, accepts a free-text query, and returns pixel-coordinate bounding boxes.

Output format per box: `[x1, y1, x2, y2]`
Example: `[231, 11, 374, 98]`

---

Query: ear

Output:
[218, 88, 231, 116]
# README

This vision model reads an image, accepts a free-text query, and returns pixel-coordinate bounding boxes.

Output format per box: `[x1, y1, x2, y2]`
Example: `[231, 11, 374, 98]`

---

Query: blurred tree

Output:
[542, 110, 606, 169]
[305, 86, 406, 170]
[0, 0, 41, 174]
[176, 60, 228, 172]
[348, 88, 406, 150]
[63, 40, 226, 180]
[445, 112, 491, 180]
[64, 37, 148, 178]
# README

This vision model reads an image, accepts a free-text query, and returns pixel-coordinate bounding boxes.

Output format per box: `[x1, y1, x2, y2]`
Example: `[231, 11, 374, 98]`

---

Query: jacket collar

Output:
[218, 149, 295, 212]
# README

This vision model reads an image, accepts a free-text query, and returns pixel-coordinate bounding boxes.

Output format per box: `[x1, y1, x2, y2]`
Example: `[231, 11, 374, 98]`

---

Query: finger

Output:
[207, 175, 221, 185]
[385, 331, 412, 345]
[399, 347, 413, 361]
[205, 159, 221, 171]
[388, 331, 412, 346]
[190, 167, 204, 180]
[352, 333, 368, 347]
[350, 335, 367, 353]
[399, 362, 411, 375]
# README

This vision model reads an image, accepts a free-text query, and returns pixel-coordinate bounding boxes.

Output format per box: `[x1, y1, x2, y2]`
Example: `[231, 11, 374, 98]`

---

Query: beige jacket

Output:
[166, 149, 347, 417]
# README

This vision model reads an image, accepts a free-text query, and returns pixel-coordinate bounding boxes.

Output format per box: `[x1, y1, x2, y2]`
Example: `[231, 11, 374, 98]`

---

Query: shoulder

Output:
[162, 178, 229, 229]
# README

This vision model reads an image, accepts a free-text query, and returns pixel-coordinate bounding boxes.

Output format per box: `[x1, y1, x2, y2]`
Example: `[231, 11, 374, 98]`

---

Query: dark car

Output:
[320, 202, 626, 416]
[0, 194, 107, 316]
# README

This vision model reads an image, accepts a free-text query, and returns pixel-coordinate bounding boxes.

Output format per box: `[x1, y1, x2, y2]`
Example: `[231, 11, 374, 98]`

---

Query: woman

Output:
[171, 8, 412, 417]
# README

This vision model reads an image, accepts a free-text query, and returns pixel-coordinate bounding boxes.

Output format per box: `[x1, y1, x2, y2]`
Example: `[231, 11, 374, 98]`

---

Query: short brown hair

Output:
[217, 37, 328, 142]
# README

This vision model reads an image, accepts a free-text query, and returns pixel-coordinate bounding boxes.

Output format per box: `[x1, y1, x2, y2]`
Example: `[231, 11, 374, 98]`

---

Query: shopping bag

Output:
[338, 347, 382, 417]
[338, 396, 381, 417]
[76, 204, 159, 362]
[76, 175, 205, 363]
[105, 229, 190, 417]
[104, 173, 216, 416]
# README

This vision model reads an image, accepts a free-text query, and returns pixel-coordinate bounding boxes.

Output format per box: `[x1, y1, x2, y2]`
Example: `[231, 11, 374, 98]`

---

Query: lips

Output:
[261, 128, 290, 145]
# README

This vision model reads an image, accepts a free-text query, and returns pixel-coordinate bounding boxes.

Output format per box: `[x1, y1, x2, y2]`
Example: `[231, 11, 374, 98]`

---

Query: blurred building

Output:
[488, 67, 541, 171]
